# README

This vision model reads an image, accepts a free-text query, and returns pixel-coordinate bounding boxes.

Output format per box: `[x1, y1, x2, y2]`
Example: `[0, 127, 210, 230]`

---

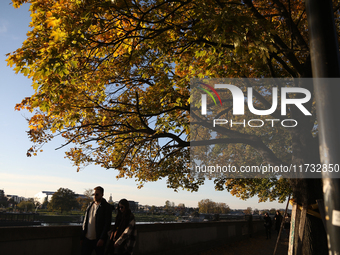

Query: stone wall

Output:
[0, 225, 81, 255]
[0, 220, 264, 255]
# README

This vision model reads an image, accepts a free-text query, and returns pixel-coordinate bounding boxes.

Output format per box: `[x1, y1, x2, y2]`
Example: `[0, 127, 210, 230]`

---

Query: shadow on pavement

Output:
[195, 231, 289, 255]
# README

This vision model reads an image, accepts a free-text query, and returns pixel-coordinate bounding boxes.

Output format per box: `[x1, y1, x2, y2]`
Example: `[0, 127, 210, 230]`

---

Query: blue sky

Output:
[0, 0, 287, 210]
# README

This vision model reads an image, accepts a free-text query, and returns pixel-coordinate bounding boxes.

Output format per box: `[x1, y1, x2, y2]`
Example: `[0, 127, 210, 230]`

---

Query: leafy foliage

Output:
[76, 188, 93, 211]
[77, 197, 92, 211]
[48, 188, 78, 213]
[243, 207, 252, 215]
[8, 0, 338, 203]
[198, 198, 230, 214]
[164, 200, 175, 214]
[17, 200, 35, 212]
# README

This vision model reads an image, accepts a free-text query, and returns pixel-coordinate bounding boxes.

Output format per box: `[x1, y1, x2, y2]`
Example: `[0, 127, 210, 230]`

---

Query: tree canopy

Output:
[48, 188, 78, 213]
[7, 0, 340, 204]
[17, 200, 35, 212]
[76, 188, 93, 211]
[198, 198, 230, 214]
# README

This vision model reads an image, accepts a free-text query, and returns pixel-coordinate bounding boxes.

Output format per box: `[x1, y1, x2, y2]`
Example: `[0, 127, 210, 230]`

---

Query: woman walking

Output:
[106, 199, 136, 255]
[264, 212, 272, 239]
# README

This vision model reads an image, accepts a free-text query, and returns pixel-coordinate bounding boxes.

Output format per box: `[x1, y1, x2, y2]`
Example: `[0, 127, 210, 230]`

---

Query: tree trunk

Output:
[289, 111, 328, 254]
[289, 179, 328, 255]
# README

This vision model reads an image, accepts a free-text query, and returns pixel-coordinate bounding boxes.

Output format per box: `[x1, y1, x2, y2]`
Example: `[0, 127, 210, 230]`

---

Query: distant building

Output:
[0, 190, 7, 206]
[6, 195, 26, 204]
[128, 201, 139, 212]
[108, 194, 113, 203]
[139, 205, 150, 212]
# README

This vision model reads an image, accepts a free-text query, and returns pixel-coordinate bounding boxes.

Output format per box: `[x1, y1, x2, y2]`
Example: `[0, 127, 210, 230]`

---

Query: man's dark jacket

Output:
[81, 198, 112, 241]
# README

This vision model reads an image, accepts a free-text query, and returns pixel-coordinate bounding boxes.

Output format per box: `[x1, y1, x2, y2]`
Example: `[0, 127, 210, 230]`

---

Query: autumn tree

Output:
[7, 0, 338, 253]
[77, 196, 92, 211]
[198, 199, 230, 214]
[83, 188, 93, 199]
[77, 188, 93, 211]
[148, 205, 156, 215]
[215, 202, 230, 214]
[48, 188, 78, 213]
[17, 200, 34, 212]
[177, 203, 186, 216]
[198, 199, 213, 214]
[243, 207, 252, 215]
[164, 200, 174, 214]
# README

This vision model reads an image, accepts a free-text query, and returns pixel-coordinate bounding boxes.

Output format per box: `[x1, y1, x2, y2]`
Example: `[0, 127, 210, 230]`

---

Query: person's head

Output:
[265, 212, 269, 216]
[276, 210, 281, 215]
[92, 186, 104, 203]
[118, 198, 130, 215]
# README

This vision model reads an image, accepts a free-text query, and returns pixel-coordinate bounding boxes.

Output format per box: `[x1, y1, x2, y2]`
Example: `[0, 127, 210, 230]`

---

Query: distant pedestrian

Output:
[247, 214, 253, 238]
[264, 212, 272, 239]
[284, 213, 291, 238]
[274, 210, 283, 237]
[81, 186, 112, 255]
[106, 198, 136, 255]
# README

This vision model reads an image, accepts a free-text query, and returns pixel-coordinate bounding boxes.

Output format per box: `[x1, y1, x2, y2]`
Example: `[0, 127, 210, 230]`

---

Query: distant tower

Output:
[108, 193, 113, 203]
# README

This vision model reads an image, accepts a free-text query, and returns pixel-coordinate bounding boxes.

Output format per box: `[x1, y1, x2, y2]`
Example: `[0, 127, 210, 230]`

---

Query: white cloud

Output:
[0, 20, 8, 34]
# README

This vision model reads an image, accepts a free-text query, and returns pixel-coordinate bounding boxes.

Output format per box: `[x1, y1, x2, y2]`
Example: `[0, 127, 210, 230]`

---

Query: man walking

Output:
[81, 186, 112, 255]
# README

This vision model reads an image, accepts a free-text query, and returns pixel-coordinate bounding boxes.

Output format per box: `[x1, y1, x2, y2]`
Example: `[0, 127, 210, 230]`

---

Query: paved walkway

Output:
[195, 231, 289, 255]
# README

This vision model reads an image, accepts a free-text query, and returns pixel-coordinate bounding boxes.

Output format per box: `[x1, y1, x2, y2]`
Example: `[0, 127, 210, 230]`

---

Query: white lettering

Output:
[281, 87, 312, 116]
[213, 119, 228, 127]
[215, 84, 245, 115]
[247, 87, 278, 115]
[248, 119, 264, 127]
[281, 119, 298, 127]
[230, 119, 246, 127]
[213, 118, 298, 128]
[265, 119, 280, 127]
